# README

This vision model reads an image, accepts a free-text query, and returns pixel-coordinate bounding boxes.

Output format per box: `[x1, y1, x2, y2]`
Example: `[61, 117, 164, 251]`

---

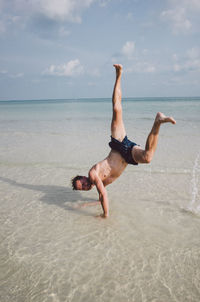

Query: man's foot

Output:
[155, 112, 176, 124]
[113, 64, 123, 77]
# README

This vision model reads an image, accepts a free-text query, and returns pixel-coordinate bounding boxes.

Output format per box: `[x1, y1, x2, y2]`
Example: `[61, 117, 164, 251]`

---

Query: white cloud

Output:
[126, 62, 156, 74]
[170, 0, 200, 12]
[0, 12, 25, 34]
[187, 47, 200, 59]
[122, 41, 135, 58]
[185, 60, 200, 71]
[120, 41, 156, 73]
[161, 0, 200, 34]
[98, 0, 111, 8]
[0, 0, 95, 36]
[0, 70, 24, 78]
[44, 59, 84, 77]
[9, 72, 24, 78]
[173, 48, 200, 72]
[10, 0, 94, 23]
[0, 70, 24, 79]
[173, 60, 200, 72]
[161, 7, 191, 34]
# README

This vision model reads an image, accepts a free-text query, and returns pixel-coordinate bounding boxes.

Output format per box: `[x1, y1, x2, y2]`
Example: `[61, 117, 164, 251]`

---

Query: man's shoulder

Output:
[90, 162, 104, 182]
[88, 166, 98, 181]
[89, 161, 101, 173]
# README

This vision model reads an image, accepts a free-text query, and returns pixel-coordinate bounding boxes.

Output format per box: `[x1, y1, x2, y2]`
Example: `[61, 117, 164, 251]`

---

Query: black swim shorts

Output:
[109, 135, 138, 165]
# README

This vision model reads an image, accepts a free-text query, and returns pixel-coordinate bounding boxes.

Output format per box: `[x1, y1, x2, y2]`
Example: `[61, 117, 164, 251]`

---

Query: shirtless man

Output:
[71, 64, 176, 218]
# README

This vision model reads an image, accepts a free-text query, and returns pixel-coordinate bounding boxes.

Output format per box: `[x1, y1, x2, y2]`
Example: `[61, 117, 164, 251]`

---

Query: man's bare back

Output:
[72, 64, 176, 218]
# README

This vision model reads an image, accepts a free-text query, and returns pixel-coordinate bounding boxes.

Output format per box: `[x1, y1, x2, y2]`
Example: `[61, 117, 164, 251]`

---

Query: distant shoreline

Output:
[0, 96, 200, 104]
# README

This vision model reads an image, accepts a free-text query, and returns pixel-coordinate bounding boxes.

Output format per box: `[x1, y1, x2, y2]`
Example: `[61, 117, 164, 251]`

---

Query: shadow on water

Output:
[0, 176, 98, 216]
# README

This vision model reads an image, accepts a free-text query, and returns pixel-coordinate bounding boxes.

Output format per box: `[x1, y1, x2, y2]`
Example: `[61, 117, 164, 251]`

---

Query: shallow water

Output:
[0, 98, 200, 302]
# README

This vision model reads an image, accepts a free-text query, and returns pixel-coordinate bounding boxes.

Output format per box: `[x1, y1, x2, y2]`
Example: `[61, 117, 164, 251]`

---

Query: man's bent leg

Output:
[132, 112, 176, 164]
[111, 64, 126, 141]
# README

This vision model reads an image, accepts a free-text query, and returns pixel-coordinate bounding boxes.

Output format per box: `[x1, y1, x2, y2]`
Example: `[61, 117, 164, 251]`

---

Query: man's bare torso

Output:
[89, 150, 128, 186]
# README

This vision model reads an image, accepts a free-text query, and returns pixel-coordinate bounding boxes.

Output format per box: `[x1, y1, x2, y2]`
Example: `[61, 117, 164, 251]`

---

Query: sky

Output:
[0, 0, 200, 100]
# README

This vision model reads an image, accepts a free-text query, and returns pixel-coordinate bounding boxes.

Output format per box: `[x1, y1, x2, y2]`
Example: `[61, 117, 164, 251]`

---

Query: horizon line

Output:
[0, 96, 200, 102]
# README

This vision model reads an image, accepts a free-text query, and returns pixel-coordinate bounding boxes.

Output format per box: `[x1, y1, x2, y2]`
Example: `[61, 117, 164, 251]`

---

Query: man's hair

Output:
[71, 175, 83, 190]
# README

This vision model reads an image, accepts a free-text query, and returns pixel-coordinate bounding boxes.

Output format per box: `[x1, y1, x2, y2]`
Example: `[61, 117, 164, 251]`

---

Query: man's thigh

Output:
[111, 119, 126, 141]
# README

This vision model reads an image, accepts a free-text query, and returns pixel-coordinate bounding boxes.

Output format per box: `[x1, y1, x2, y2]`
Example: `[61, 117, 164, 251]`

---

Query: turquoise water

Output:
[0, 97, 200, 302]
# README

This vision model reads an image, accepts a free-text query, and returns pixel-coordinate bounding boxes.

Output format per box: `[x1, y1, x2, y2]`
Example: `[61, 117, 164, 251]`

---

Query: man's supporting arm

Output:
[94, 177, 109, 217]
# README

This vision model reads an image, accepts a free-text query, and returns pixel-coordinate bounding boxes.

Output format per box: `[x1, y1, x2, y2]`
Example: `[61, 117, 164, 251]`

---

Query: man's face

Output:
[75, 176, 92, 191]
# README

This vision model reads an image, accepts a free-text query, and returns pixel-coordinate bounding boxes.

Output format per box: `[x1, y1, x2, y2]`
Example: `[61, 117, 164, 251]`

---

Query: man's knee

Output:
[132, 148, 152, 164]
[144, 151, 152, 164]
[113, 103, 122, 114]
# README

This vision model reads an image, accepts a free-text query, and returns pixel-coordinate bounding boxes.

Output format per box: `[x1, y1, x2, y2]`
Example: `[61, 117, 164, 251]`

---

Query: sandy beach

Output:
[0, 98, 200, 302]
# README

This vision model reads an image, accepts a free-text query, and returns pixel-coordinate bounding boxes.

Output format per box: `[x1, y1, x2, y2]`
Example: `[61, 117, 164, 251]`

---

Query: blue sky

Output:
[0, 0, 200, 100]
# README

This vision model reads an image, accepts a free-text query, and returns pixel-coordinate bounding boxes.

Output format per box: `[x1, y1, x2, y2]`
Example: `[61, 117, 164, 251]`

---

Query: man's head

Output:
[71, 175, 93, 191]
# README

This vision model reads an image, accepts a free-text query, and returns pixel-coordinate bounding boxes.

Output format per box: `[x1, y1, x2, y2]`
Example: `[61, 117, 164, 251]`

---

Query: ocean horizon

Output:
[1, 95, 200, 103]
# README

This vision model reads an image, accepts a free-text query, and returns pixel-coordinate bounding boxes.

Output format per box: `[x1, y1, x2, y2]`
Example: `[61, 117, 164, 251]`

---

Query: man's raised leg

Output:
[132, 112, 176, 164]
[111, 64, 126, 141]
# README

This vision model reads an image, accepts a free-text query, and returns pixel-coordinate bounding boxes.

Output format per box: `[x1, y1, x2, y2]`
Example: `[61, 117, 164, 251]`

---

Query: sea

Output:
[0, 97, 200, 302]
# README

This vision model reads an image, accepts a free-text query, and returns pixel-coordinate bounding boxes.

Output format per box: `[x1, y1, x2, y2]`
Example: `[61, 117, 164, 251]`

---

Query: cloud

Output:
[43, 59, 84, 77]
[186, 47, 200, 59]
[122, 41, 135, 58]
[118, 41, 156, 73]
[34, 0, 94, 23]
[98, 0, 111, 8]
[126, 62, 156, 74]
[3, 0, 94, 23]
[170, 0, 200, 11]
[161, 0, 200, 34]
[0, 70, 24, 78]
[9, 72, 24, 78]
[0, 11, 25, 35]
[174, 60, 200, 72]
[173, 48, 200, 72]
[161, 7, 191, 34]
[0, 0, 95, 37]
